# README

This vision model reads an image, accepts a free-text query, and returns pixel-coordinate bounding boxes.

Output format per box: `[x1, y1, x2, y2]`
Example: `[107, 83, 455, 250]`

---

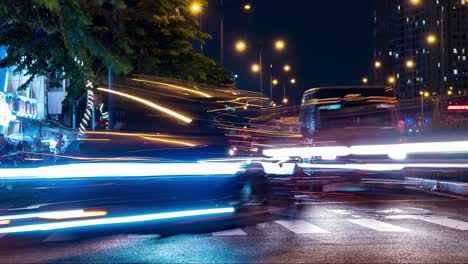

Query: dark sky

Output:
[203, 0, 375, 103]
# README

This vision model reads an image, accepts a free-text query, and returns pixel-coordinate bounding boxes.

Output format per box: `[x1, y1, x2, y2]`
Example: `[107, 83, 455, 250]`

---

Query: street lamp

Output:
[243, 3, 252, 11]
[374, 61, 382, 69]
[275, 40, 286, 51]
[290, 78, 296, 84]
[235, 40, 288, 107]
[251, 63, 260, 73]
[235, 40, 247, 53]
[362, 77, 369, 84]
[419, 91, 430, 119]
[388, 76, 396, 84]
[409, 0, 421, 6]
[272, 79, 279, 86]
[283, 64, 291, 72]
[190, 2, 202, 15]
[406, 59, 415, 69]
[426, 34, 437, 45]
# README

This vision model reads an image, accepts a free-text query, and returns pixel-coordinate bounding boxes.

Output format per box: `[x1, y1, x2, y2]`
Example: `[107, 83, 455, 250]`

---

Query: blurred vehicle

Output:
[0, 83, 280, 235]
[299, 86, 401, 147]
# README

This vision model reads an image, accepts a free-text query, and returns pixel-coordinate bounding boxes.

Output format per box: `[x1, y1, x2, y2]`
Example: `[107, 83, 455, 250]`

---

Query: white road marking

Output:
[348, 218, 412, 232]
[275, 220, 329, 234]
[387, 215, 468, 231]
[377, 209, 405, 214]
[212, 228, 247, 237]
[328, 210, 352, 215]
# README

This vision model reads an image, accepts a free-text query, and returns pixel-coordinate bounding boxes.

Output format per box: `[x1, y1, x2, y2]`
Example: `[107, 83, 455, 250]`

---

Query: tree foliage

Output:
[0, 0, 234, 100]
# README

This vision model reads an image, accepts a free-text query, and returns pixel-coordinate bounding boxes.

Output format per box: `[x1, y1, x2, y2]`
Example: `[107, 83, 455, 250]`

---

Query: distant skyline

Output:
[202, 0, 375, 103]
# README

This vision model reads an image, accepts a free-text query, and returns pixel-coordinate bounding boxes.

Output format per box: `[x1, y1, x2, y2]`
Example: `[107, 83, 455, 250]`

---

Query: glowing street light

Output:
[190, 2, 202, 15]
[375, 61, 382, 69]
[272, 79, 279, 86]
[409, 0, 421, 6]
[243, 3, 252, 11]
[290, 78, 296, 84]
[283, 98, 289, 104]
[362, 77, 369, 84]
[274, 40, 286, 51]
[388, 76, 396, 84]
[448, 90, 453, 96]
[283, 64, 291, 72]
[406, 59, 415, 69]
[235, 40, 247, 53]
[251, 63, 260, 73]
[426, 34, 437, 45]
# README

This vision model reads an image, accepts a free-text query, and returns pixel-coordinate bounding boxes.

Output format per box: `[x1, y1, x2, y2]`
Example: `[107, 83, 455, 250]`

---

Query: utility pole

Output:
[220, 0, 224, 66]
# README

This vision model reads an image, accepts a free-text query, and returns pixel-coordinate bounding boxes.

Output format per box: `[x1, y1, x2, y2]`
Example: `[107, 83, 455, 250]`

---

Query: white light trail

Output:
[0, 162, 244, 179]
[298, 162, 468, 172]
[263, 141, 468, 160]
[0, 207, 235, 234]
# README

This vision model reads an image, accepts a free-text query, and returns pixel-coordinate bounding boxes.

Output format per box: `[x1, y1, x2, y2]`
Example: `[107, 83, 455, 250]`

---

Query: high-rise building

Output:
[373, 0, 468, 99]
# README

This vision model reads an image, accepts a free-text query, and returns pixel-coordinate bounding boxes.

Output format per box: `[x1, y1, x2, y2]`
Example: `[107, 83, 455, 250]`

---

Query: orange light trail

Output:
[130, 78, 212, 98]
[140, 136, 198, 147]
[97, 88, 192, 123]
[39, 210, 108, 220]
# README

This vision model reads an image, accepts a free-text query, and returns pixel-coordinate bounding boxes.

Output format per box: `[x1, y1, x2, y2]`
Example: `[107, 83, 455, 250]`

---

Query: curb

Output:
[405, 177, 468, 196]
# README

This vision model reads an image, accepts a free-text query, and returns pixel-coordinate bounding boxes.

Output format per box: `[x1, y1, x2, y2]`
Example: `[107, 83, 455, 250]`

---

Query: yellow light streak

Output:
[24, 158, 44, 161]
[40, 210, 108, 220]
[130, 78, 212, 98]
[97, 88, 192, 123]
[0, 220, 10, 225]
[140, 136, 198, 147]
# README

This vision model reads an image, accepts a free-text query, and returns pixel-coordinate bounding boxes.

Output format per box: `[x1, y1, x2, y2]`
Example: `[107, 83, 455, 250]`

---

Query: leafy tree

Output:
[0, 0, 233, 102]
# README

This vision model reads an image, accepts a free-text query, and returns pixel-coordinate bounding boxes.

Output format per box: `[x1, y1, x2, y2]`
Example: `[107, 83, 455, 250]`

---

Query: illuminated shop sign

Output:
[448, 105, 468, 112]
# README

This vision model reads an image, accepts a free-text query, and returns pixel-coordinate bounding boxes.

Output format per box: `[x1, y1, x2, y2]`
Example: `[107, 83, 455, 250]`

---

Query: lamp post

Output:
[235, 39, 286, 107]
[190, 2, 203, 53]
[419, 91, 430, 119]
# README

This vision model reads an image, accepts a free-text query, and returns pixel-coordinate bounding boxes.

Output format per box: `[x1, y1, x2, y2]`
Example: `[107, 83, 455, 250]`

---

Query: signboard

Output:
[448, 105, 468, 112]
[0, 94, 16, 126]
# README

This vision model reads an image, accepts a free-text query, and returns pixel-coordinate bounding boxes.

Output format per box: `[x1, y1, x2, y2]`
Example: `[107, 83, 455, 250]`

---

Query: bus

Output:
[299, 86, 401, 146]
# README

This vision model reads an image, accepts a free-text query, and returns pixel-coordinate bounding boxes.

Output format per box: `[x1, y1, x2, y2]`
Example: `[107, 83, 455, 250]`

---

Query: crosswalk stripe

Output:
[387, 215, 468, 231]
[328, 210, 352, 215]
[348, 218, 412, 232]
[420, 217, 468, 231]
[275, 220, 329, 234]
[212, 228, 247, 237]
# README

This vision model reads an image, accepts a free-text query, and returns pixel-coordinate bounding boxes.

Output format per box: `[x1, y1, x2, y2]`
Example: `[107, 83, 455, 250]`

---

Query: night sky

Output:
[202, 0, 375, 103]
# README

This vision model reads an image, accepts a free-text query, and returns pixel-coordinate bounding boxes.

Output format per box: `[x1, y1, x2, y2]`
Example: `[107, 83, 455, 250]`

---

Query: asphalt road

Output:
[0, 184, 467, 264]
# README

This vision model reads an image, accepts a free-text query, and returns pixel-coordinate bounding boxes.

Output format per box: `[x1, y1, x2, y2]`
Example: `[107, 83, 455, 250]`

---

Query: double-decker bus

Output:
[299, 86, 401, 146]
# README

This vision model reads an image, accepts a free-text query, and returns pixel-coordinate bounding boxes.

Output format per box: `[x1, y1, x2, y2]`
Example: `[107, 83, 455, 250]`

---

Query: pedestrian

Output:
[55, 133, 63, 155]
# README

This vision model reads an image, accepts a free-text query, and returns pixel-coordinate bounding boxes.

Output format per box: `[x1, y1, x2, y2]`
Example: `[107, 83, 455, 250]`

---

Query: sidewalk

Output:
[405, 177, 468, 196]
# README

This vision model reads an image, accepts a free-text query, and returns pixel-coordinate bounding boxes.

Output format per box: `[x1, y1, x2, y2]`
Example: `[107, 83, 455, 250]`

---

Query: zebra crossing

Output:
[210, 208, 468, 237]
[0, 208, 466, 242]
